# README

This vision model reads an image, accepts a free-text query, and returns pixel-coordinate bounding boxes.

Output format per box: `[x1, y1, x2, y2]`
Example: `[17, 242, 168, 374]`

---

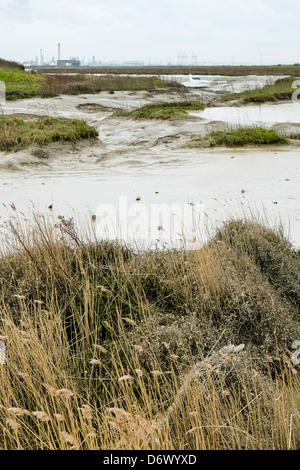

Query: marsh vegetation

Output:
[187, 127, 288, 148]
[114, 101, 205, 120]
[38, 64, 300, 77]
[0, 216, 299, 450]
[0, 67, 182, 101]
[0, 58, 24, 71]
[0, 116, 98, 151]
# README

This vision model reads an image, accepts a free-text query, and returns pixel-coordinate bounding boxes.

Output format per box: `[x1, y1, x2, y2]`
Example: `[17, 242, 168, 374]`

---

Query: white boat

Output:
[182, 74, 210, 88]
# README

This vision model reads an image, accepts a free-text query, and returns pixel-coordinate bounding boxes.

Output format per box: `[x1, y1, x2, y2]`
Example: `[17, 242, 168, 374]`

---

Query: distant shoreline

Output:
[32, 64, 300, 76]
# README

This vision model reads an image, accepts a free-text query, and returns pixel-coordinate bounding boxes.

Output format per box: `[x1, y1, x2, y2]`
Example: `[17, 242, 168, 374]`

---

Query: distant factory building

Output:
[57, 59, 81, 67]
[56, 43, 80, 67]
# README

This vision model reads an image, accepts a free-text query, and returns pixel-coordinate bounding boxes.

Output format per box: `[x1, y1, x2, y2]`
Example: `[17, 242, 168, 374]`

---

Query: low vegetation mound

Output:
[0, 216, 299, 450]
[0, 58, 24, 70]
[115, 101, 205, 120]
[187, 127, 287, 148]
[0, 116, 98, 151]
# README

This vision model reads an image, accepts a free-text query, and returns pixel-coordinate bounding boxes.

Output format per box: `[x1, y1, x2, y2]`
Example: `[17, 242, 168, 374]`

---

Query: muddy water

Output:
[1, 148, 299, 250]
[190, 103, 300, 129]
[0, 77, 299, 249]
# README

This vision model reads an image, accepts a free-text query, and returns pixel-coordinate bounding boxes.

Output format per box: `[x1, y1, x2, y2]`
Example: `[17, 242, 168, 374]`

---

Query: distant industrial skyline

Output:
[25, 43, 272, 68]
[1, 0, 300, 67]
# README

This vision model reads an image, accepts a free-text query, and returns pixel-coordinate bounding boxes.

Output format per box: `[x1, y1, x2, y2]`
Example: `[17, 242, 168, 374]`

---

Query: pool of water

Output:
[190, 103, 300, 128]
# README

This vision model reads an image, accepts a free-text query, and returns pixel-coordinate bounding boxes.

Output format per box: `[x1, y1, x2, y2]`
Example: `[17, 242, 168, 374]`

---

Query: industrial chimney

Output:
[58, 43, 61, 63]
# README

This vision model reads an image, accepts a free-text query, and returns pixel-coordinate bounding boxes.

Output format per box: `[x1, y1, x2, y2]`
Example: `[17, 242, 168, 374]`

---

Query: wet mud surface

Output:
[0, 74, 299, 248]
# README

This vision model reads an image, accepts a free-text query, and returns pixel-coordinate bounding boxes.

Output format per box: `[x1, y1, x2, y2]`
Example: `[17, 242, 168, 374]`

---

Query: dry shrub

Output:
[214, 219, 300, 308]
[134, 230, 300, 361]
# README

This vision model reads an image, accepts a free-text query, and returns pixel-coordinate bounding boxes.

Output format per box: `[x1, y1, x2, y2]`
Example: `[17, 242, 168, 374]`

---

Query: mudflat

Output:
[0, 75, 299, 248]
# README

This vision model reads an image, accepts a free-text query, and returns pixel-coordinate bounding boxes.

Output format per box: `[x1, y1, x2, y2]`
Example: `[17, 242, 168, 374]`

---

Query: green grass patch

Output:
[223, 77, 298, 104]
[0, 69, 45, 100]
[188, 127, 287, 148]
[114, 101, 205, 120]
[0, 116, 98, 151]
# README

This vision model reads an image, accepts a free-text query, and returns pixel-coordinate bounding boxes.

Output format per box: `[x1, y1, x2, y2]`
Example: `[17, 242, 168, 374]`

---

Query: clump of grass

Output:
[0, 214, 299, 450]
[223, 77, 298, 104]
[188, 127, 287, 148]
[115, 101, 205, 120]
[0, 116, 98, 151]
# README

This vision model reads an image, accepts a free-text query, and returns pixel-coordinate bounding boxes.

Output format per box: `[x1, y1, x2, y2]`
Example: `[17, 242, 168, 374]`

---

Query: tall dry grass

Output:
[2, 71, 182, 101]
[0, 213, 299, 450]
[39, 74, 181, 98]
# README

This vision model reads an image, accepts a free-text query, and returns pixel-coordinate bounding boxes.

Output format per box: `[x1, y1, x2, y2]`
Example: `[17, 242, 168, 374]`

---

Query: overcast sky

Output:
[0, 0, 299, 65]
